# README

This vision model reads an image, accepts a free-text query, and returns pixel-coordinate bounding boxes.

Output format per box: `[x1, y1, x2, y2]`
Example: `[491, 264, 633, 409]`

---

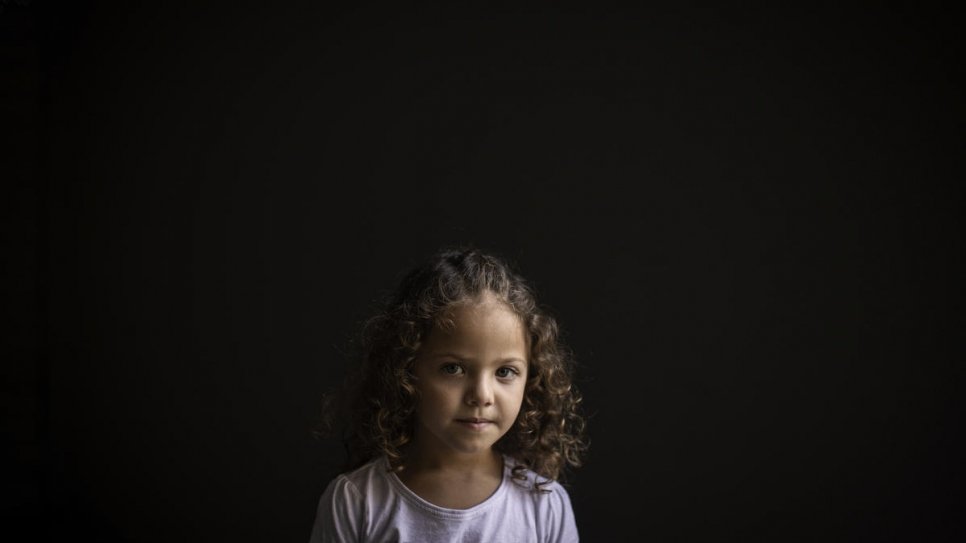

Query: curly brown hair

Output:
[316, 246, 587, 491]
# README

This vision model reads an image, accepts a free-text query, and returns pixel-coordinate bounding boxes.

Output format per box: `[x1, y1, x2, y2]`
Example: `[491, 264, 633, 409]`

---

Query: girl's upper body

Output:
[309, 454, 578, 543]
[309, 247, 586, 543]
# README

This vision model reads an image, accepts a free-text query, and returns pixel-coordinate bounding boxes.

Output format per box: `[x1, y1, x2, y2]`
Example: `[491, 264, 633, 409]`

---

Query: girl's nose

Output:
[465, 376, 494, 407]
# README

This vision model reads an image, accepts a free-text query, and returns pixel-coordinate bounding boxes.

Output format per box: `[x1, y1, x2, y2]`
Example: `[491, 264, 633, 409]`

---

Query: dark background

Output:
[3, 1, 963, 541]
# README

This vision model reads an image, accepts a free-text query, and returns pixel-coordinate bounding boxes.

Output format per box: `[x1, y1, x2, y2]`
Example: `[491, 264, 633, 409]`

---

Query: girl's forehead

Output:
[423, 298, 529, 352]
[434, 295, 520, 331]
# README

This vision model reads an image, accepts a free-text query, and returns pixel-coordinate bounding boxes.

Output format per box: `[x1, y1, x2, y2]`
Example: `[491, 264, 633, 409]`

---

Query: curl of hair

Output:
[316, 246, 588, 492]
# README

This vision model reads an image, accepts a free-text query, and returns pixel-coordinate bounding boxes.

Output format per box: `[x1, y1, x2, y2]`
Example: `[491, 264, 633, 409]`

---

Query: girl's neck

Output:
[401, 444, 503, 478]
[396, 446, 505, 509]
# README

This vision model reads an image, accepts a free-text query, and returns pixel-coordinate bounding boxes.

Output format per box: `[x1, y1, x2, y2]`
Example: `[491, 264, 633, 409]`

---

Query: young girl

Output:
[309, 246, 587, 542]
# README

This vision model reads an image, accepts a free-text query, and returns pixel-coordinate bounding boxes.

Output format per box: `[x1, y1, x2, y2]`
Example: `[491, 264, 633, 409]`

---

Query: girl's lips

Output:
[456, 419, 493, 430]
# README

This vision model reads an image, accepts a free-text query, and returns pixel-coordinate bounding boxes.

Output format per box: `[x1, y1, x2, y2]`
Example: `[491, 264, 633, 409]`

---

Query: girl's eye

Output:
[496, 367, 519, 379]
[441, 364, 464, 376]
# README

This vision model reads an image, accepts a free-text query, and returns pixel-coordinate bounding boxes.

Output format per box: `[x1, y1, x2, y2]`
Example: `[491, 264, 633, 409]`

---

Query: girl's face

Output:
[410, 293, 529, 463]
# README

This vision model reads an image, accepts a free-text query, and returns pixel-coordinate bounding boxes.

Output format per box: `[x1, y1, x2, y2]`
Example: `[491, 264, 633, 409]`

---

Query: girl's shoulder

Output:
[336, 455, 391, 491]
[502, 456, 579, 539]
[502, 456, 571, 497]
[311, 459, 389, 542]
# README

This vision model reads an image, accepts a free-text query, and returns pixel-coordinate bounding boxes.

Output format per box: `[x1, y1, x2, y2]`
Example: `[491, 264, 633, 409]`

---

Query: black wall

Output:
[4, 2, 964, 541]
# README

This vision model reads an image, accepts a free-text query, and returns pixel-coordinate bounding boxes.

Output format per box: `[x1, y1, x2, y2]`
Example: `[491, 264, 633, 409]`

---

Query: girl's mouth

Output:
[455, 418, 493, 430]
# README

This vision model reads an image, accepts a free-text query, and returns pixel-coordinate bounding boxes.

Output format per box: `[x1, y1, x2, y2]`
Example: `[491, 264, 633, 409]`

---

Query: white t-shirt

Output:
[308, 455, 579, 543]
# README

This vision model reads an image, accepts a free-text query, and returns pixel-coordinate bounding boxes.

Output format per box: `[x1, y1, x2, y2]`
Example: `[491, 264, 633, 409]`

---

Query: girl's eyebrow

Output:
[429, 353, 527, 365]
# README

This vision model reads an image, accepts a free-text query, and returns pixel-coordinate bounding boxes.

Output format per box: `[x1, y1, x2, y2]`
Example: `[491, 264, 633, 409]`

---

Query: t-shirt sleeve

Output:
[546, 483, 579, 543]
[308, 475, 365, 543]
